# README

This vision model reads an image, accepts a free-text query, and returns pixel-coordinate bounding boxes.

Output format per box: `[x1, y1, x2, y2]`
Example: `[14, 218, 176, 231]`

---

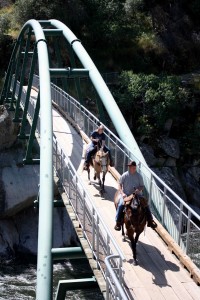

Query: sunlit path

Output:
[52, 101, 200, 300]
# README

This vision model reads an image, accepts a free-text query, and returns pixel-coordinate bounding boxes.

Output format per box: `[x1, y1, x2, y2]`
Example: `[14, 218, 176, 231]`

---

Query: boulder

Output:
[139, 143, 157, 167]
[180, 168, 200, 208]
[164, 157, 177, 167]
[152, 167, 187, 203]
[0, 106, 19, 150]
[159, 136, 180, 159]
[2, 164, 39, 216]
[0, 207, 79, 258]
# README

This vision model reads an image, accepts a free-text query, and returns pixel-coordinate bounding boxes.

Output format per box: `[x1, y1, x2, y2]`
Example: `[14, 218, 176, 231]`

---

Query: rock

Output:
[180, 168, 200, 208]
[163, 118, 173, 134]
[0, 220, 19, 258]
[159, 136, 180, 159]
[152, 167, 187, 203]
[2, 164, 39, 216]
[0, 148, 40, 217]
[164, 157, 177, 167]
[139, 143, 157, 166]
[187, 166, 200, 183]
[156, 157, 166, 167]
[0, 207, 79, 258]
[0, 106, 19, 150]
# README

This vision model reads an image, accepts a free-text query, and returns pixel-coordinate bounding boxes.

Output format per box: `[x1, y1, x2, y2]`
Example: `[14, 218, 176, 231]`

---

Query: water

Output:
[0, 255, 104, 299]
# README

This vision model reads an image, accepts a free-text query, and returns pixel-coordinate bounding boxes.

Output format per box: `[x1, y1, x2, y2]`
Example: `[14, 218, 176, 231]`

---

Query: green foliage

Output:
[14, 0, 59, 26]
[113, 71, 190, 137]
[0, 13, 10, 34]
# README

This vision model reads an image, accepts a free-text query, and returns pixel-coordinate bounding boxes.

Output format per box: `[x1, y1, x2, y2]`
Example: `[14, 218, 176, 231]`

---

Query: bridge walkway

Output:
[50, 92, 200, 300]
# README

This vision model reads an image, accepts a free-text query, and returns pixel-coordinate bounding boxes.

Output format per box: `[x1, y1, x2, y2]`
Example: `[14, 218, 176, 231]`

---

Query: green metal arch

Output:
[1, 20, 53, 300]
[1, 19, 149, 299]
[49, 19, 147, 165]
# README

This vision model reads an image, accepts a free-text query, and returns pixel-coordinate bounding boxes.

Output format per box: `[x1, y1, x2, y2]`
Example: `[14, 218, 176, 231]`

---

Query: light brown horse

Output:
[86, 149, 110, 195]
[114, 191, 147, 265]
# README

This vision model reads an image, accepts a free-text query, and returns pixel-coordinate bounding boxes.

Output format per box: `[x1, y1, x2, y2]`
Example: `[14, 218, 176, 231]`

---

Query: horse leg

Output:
[127, 229, 137, 265]
[121, 223, 125, 239]
[88, 168, 91, 185]
[135, 232, 141, 244]
[100, 172, 106, 194]
[97, 173, 101, 186]
[132, 239, 137, 265]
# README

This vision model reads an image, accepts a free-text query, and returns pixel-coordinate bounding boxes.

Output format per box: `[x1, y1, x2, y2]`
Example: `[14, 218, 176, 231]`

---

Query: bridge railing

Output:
[13, 78, 129, 300]
[31, 75, 200, 268]
[53, 134, 129, 300]
[11, 78, 41, 134]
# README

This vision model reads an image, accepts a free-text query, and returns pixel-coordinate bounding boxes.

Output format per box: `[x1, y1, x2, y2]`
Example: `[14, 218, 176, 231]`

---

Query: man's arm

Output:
[134, 173, 144, 194]
[118, 183, 128, 200]
[90, 131, 99, 143]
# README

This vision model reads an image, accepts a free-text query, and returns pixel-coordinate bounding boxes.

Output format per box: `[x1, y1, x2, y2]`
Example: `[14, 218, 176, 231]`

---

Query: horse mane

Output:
[138, 196, 148, 208]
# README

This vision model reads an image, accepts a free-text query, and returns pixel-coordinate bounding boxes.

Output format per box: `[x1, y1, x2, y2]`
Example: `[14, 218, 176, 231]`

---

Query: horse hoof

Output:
[100, 190, 104, 196]
[133, 260, 138, 266]
[89, 181, 91, 185]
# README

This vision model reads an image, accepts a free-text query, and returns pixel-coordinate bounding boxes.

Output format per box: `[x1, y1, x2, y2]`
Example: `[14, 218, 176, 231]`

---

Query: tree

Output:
[112, 71, 189, 138]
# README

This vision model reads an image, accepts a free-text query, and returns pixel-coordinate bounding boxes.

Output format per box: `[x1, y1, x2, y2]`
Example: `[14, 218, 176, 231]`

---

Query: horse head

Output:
[130, 194, 141, 214]
[95, 149, 109, 173]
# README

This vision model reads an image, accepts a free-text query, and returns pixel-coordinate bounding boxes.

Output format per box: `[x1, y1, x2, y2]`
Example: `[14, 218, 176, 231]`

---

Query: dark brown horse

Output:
[114, 191, 147, 265]
[85, 148, 110, 195]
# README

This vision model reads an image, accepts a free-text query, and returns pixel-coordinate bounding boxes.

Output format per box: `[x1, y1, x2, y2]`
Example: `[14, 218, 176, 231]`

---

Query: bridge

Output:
[0, 19, 200, 300]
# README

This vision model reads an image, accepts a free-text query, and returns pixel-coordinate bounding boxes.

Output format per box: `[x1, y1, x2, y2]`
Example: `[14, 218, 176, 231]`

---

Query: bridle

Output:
[125, 195, 145, 227]
[95, 149, 108, 172]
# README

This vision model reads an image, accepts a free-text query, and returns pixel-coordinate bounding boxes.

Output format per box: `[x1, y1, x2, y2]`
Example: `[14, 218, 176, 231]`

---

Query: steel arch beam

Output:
[4, 20, 54, 299]
[25, 20, 53, 300]
[49, 19, 147, 166]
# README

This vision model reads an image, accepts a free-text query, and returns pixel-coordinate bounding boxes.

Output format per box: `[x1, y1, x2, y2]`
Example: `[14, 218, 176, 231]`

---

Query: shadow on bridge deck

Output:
[52, 103, 200, 300]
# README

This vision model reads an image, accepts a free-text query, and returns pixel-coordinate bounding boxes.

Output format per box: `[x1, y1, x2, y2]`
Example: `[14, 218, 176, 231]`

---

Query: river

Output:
[0, 254, 104, 299]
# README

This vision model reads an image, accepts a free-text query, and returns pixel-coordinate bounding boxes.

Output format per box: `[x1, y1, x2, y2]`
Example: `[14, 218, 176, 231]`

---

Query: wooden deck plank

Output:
[51, 104, 200, 299]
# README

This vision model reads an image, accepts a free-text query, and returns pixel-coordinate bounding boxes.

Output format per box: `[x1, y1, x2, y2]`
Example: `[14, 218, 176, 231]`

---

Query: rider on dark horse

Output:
[83, 124, 114, 170]
[114, 160, 157, 231]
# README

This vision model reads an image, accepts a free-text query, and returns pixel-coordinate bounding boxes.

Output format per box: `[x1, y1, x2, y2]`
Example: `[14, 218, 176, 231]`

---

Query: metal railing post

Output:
[186, 211, 191, 254]
[178, 203, 183, 246]
[162, 187, 167, 226]
[96, 216, 100, 268]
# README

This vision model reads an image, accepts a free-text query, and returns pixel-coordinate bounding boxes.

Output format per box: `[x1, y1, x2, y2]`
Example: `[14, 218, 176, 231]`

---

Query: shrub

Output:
[112, 71, 190, 137]
[0, 13, 10, 34]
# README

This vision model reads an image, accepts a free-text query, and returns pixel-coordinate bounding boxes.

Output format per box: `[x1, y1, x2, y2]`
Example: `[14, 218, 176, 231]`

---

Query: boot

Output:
[145, 206, 157, 229]
[114, 222, 121, 231]
[83, 162, 89, 170]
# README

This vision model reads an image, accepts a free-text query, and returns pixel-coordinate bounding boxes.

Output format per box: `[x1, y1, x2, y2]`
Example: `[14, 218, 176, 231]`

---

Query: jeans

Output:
[115, 195, 124, 222]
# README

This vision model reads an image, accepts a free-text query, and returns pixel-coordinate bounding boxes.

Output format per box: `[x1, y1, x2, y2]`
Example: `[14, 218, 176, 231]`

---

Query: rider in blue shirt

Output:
[84, 125, 114, 169]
